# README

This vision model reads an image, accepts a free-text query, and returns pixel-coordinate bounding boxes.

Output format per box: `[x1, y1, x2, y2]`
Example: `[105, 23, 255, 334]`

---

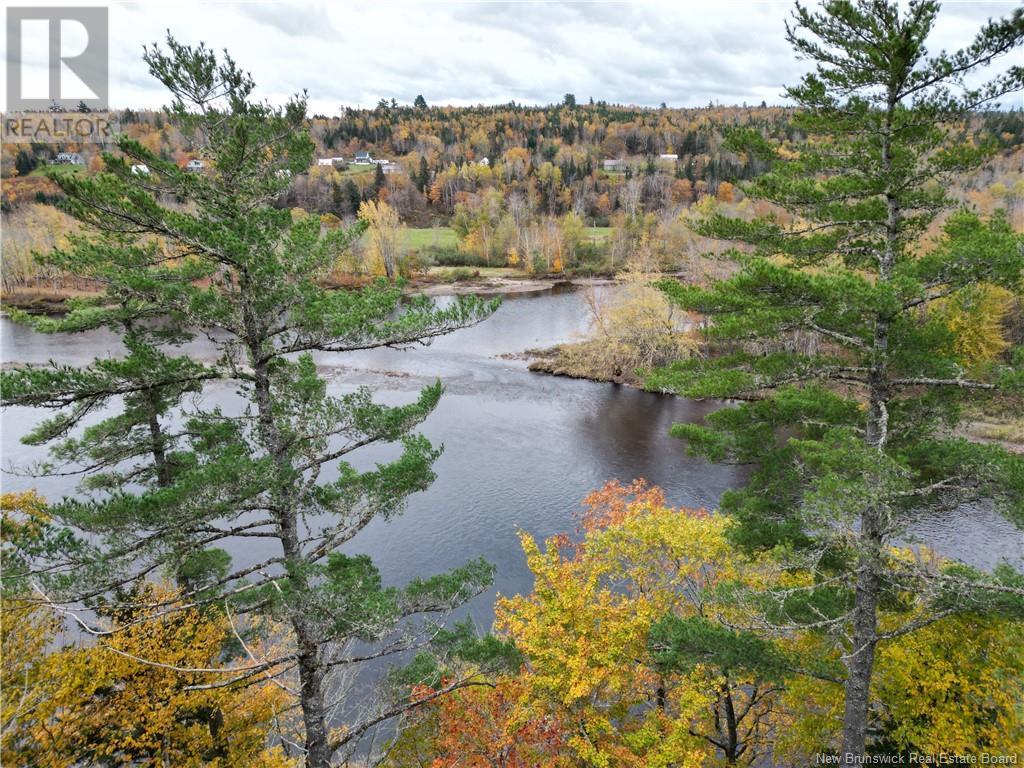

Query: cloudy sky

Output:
[5, 1, 1023, 114]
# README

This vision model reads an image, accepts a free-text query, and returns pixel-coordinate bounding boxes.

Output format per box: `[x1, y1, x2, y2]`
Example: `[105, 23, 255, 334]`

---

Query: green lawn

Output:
[584, 226, 613, 241]
[29, 164, 85, 177]
[402, 227, 458, 249]
[339, 164, 378, 177]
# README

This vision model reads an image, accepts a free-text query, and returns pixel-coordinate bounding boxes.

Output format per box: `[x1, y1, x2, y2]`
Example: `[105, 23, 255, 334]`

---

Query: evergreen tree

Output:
[1, 37, 504, 768]
[14, 149, 39, 177]
[344, 178, 362, 214]
[418, 155, 430, 193]
[413, 94, 427, 110]
[648, 1, 1024, 756]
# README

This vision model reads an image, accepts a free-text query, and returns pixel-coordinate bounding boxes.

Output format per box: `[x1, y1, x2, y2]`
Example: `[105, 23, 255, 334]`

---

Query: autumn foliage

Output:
[387, 482, 1024, 766]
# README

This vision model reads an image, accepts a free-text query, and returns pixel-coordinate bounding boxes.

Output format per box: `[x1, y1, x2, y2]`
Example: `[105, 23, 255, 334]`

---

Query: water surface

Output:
[2, 286, 1020, 628]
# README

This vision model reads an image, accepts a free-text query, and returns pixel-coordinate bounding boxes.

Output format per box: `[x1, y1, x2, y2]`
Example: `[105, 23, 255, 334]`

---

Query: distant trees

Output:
[14, 150, 38, 177]
[358, 198, 403, 278]
[413, 94, 427, 110]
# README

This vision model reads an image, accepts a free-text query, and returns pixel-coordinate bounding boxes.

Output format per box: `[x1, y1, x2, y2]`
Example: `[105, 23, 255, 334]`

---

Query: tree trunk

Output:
[296, 631, 333, 768]
[841, 535, 880, 756]
[722, 682, 739, 765]
[250, 341, 335, 768]
[841, 90, 898, 756]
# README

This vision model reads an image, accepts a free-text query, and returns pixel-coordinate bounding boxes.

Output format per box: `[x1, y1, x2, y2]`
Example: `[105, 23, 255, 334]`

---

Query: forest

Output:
[3, 83, 1023, 292]
[2, 1, 1024, 767]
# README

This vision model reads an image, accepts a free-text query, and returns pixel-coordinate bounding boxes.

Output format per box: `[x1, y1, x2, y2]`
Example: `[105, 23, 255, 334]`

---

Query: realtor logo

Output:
[6, 7, 109, 111]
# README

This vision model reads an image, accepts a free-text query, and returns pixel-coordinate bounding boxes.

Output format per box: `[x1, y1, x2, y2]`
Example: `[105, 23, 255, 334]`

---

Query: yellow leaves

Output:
[874, 615, 1024, 755]
[358, 199, 403, 278]
[494, 482, 751, 766]
[776, 611, 1024, 762]
[930, 283, 1015, 366]
[1, 579, 298, 768]
[579, 258, 698, 376]
[0, 203, 80, 290]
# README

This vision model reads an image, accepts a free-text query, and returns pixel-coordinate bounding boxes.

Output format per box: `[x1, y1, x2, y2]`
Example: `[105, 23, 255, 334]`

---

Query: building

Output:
[659, 153, 678, 161]
[602, 158, 624, 171]
[353, 151, 373, 165]
[185, 159, 205, 172]
[130, 163, 150, 175]
[55, 152, 84, 165]
[317, 157, 345, 167]
[478, 157, 490, 166]
[381, 162, 402, 175]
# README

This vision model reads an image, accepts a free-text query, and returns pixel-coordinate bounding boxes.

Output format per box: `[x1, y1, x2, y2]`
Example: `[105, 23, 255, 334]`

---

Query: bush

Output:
[440, 267, 479, 282]
[427, 246, 490, 267]
[398, 249, 431, 278]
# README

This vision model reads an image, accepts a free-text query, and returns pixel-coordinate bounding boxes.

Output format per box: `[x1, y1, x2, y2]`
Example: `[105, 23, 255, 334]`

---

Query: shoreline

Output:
[0, 275, 618, 314]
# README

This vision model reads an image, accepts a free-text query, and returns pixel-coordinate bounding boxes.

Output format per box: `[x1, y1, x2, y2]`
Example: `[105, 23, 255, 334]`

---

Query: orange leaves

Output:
[398, 678, 572, 768]
[579, 478, 669, 531]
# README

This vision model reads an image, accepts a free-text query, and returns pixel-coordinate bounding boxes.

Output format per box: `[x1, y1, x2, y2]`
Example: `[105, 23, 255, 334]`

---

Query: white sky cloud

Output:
[3, 0, 1022, 113]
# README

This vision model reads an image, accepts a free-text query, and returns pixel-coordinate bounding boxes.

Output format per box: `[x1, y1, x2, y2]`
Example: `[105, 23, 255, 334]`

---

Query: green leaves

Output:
[649, 615, 790, 682]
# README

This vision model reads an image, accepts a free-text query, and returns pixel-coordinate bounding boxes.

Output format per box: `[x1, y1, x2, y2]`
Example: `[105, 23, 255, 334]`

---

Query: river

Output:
[1, 284, 1021, 629]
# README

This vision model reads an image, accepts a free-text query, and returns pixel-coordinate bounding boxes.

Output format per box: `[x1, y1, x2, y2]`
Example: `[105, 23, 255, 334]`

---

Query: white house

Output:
[381, 162, 402, 175]
[55, 152, 84, 165]
[130, 163, 150, 175]
[478, 157, 490, 166]
[602, 158, 624, 171]
[353, 151, 373, 165]
[186, 159, 204, 172]
[659, 153, 678, 161]
[317, 157, 344, 167]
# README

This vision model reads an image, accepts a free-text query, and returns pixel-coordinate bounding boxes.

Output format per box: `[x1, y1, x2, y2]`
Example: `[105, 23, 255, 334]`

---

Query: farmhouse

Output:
[353, 151, 373, 165]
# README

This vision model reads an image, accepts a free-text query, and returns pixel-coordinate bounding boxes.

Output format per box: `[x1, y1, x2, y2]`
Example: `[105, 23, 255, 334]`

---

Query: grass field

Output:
[402, 227, 458, 249]
[584, 226, 613, 241]
[29, 164, 85, 177]
[336, 164, 377, 178]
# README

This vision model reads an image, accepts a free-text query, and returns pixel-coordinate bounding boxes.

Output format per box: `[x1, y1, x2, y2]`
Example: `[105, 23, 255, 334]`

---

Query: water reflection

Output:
[1, 284, 1020, 630]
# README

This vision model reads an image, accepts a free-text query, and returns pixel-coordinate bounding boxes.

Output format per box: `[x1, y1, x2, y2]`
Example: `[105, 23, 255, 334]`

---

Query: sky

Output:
[4, 0, 1023, 114]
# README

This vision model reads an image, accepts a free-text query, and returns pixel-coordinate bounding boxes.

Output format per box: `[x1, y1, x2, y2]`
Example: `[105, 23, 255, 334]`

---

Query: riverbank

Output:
[1, 275, 618, 313]
[525, 344, 1024, 456]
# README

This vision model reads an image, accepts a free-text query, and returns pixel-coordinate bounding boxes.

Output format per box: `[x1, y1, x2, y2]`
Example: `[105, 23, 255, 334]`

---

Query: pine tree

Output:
[648, 1, 1024, 756]
[1, 37, 503, 768]
[417, 155, 430, 193]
